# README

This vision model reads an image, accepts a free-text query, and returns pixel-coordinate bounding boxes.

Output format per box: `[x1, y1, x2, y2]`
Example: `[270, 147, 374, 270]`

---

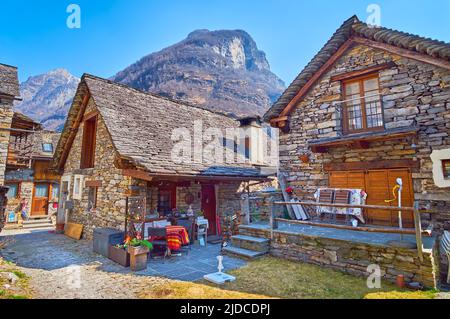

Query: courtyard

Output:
[0, 228, 447, 299]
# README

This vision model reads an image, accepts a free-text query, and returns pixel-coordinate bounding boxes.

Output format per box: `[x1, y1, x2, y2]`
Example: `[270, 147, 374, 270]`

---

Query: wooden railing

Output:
[269, 199, 425, 262]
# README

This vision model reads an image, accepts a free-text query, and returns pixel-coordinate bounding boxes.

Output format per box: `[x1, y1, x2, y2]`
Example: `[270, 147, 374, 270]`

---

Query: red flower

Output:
[286, 187, 294, 194]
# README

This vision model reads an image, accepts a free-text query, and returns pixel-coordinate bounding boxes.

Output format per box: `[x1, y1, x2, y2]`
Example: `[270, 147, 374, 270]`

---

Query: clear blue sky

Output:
[1, 0, 449, 84]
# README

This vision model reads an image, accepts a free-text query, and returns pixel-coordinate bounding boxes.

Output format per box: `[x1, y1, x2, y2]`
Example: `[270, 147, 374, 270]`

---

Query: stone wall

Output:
[278, 44, 450, 281]
[62, 98, 252, 239]
[281, 44, 450, 218]
[0, 100, 14, 185]
[63, 98, 132, 239]
[240, 225, 438, 289]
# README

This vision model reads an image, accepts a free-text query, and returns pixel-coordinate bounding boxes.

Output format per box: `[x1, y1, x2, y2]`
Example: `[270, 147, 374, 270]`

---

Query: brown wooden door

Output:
[201, 185, 217, 235]
[329, 169, 414, 228]
[31, 183, 50, 216]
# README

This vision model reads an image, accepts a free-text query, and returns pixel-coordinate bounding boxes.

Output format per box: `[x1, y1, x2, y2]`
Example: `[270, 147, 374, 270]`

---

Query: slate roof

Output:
[31, 131, 60, 159]
[264, 15, 450, 121]
[55, 74, 270, 179]
[0, 63, 20, 97]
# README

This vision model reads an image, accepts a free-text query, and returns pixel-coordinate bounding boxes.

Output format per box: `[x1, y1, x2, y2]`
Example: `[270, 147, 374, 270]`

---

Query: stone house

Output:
[0, 63, 20, 185]
[52, 74, 275, 239]
[0, 63, 61, 226]
[264, 16, 450, 283]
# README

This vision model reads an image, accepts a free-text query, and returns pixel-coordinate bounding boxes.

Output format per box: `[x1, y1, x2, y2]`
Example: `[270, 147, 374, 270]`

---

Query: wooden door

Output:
[329, 168, 414, 228]
[201, 185, 217, 235]
[31, 183, 50, 216]
[365, 170, 392, 226]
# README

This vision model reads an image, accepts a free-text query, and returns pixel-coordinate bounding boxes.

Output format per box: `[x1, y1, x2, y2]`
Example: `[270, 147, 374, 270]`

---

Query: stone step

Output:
[22, 222, 53, 229]
[29, 215, 50, 220]
[23, 219, 51, 225]
[231, 235, 269, 252]
[222, 245, 267, 260]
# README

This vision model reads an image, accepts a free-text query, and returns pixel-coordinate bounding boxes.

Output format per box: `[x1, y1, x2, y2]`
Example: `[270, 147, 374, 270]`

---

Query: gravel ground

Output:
[0, 228, 245, 299]
[0, 229, 189, 299]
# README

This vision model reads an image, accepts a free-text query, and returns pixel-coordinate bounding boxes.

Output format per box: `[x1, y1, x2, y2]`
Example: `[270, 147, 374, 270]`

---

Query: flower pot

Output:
[109, 246, 130, 267]
[127, 246, 150, 271]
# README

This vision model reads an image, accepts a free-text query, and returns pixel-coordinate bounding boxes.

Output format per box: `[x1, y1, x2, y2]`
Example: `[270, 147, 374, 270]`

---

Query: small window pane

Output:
[345, 82, 360, 95]
[51, 184, 60, 199]
[35, 184, 48, 197]
[87, 187, 98, 211]
[363, 78, 379, 92]
[42, 143, 53, 153]
[6, 184, 18, 198]
[443, 160, 450, 179]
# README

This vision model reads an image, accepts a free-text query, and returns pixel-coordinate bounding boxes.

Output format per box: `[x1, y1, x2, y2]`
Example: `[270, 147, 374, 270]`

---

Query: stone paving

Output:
[0, 228, 246, 299]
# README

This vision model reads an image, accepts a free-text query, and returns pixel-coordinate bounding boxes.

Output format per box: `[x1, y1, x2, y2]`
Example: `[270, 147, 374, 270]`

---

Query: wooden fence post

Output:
[413, 201, 424, 262]
[241, 194, 250, 225]
[270, 197, 278, 240]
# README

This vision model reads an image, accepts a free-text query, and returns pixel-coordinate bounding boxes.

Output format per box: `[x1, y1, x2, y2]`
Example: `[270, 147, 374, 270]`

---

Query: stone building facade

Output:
[264, 16, 450, 284]
[0, 63, 20, 185]
[54, 75, 273, 239]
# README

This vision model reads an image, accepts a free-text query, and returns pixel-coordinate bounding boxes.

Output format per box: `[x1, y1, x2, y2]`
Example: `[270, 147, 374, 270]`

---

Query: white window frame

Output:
[73, 175, 85, 200]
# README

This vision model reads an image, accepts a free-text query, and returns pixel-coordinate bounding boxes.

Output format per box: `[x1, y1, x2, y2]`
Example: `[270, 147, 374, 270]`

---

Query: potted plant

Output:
[109, 244, 131, 267]
[125, 237, 153, 271]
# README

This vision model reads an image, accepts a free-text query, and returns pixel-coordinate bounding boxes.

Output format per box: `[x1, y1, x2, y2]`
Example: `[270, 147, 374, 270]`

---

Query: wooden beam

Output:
[352, 36, 450, 70]
[414, 202, 424, 262]
[85, 180, 102, 187]
[280, 39, 355, 118]
[57, 91, 91, 171]
[122, 169, 154, 182]
[82, 110, 99, 122]
[275, 200, 416, 212]
[330, 62, 396, 82]
[323, 159, 420, 172]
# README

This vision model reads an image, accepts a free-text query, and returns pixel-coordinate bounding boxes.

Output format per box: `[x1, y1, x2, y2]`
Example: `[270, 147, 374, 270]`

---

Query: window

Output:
[73, 175, 84, 200]
[34, 184, 49, 198]
[244, 137, 251, 160]
[42, 143, 53, 153]
[157, 186, 176, 215]
[343, 75, 384, 134]
[6, 183, 19, 199]
[87, 187, 98, 211]
[80, 116, 97, 169]
[443, 160, 450, 179]
[51, 184, 60, 200]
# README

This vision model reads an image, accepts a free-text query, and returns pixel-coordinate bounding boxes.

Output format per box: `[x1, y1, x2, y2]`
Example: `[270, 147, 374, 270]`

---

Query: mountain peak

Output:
[113, 29, 284, 116]
[15, 69, 80, 131]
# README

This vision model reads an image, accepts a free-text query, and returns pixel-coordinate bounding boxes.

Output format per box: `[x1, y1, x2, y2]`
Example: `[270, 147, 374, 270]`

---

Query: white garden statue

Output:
[217, 255, 224, 273]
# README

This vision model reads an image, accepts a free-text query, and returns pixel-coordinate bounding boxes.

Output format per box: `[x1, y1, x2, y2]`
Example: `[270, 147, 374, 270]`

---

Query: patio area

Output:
[0, 229, 246, 282]
[244, 221, 436, 250]
[238, 220, 439, 288]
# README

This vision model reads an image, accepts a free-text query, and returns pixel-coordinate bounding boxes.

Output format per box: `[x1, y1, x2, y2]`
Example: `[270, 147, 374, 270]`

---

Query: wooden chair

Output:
[333, 190, 351, 223]
[148, 227, 170, 259]
[317, 189, 334, 221]
[442, 231, 450, 284]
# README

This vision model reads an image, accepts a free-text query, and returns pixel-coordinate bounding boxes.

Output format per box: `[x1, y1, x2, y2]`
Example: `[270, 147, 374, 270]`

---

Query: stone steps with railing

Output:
[222, 232, 270, 260]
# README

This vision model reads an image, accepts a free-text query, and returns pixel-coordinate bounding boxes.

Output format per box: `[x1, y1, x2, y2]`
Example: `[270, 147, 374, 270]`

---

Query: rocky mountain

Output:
[112, 29, 285, 116]
[14, 69, 79, 131]
[14, 29, 285, 132]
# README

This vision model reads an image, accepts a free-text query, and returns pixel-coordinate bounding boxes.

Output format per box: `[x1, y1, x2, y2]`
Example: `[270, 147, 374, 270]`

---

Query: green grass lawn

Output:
[142, 256, 438, 299]
[0, 258, 31, 299]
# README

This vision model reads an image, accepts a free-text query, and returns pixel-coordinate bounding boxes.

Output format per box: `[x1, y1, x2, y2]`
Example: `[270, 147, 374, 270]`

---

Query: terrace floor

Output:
[245, 221, 436, 251]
